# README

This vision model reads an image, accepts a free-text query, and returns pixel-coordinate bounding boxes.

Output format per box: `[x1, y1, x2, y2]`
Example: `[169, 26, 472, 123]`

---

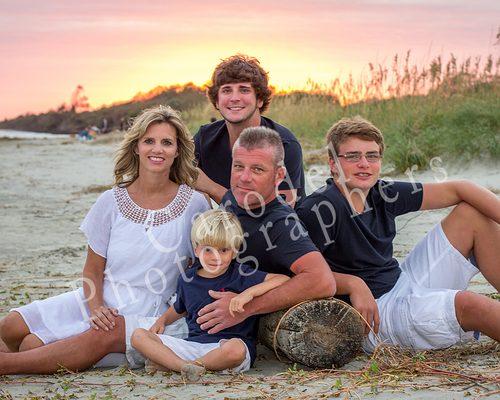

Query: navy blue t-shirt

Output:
[174, 260, 267, 364]
[194, 116, 306, 203]
[221, 191, 318, 276]
[296, 179, 423, 299]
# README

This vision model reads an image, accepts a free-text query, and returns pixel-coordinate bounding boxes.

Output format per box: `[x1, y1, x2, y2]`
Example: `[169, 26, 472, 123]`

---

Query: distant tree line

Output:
[0, 83, 208, 134]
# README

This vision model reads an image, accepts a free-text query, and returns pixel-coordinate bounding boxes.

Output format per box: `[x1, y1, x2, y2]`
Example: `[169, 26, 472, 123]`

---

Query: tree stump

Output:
[258, 298, 364, 368]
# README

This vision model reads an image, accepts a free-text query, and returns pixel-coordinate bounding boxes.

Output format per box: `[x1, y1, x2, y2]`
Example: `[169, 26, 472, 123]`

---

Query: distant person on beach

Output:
[0, 105, 209, 374]
[296, 116, 500, 350]
[193, 54, 305, 207]
[77, 126, 92, 141]
[101, 118, 108, 134]
[131, 209, 289, 381]
[89, 126, 99, 138]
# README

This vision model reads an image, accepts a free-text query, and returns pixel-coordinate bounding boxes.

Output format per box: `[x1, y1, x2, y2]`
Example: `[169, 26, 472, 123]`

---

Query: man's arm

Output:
[278, 189, 298, 208]
[197, 251, 336, 333]
[421, 181, 500, 223]
[247, 251, 336, 313]
[194, 168, 228, 204]
[280, 139, 303, 208]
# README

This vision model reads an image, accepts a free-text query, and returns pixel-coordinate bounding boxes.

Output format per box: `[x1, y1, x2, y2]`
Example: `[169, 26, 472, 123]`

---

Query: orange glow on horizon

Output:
[80, 43, 379, 112]
[1, 1, 497, 120]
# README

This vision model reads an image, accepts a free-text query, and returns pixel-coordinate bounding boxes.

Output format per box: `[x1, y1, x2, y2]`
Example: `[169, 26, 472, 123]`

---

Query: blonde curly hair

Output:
[191, 209, 244, 256]
[114, 105, 198, 187]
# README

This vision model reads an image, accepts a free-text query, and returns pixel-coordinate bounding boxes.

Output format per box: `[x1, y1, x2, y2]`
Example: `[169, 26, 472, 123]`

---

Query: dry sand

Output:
[0, 136, 499, 399]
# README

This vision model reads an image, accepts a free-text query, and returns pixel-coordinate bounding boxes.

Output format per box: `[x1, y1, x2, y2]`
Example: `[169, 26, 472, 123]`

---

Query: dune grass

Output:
[2, 53, 498, 173]
[267, 54, 500, 172]
[178, 52, 499, 172]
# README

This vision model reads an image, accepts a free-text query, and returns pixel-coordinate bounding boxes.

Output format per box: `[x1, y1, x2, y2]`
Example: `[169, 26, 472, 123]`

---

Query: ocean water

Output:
[0, 129, 69, 139]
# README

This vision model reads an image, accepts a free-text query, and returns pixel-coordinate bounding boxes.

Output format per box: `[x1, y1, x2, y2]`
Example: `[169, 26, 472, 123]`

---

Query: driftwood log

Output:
[258, 298, 364, 368]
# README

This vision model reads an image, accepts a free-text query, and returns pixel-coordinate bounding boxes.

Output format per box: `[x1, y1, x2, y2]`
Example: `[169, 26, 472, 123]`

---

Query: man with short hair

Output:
[196, 126, 336, 333]
[194, 54, 305, 207]
[297, 116, 500, 351]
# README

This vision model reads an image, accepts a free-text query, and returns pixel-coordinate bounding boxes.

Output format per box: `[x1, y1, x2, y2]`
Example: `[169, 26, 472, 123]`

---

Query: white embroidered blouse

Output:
[79, 185, 210, 317]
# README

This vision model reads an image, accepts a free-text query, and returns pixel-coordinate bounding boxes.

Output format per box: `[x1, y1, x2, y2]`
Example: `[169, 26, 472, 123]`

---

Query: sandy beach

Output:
[0, 135, 499, 399]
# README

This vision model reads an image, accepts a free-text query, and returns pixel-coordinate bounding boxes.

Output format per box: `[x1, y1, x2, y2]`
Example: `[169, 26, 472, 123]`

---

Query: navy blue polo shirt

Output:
[296, 179, 423, 299]
[194, 117, 306, 203]
[221, 191, 318, 276]
[174, 260, 267, 364]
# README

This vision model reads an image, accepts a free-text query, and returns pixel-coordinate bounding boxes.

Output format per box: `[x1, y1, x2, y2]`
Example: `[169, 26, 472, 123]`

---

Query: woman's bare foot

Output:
[181, 363, 206, 382]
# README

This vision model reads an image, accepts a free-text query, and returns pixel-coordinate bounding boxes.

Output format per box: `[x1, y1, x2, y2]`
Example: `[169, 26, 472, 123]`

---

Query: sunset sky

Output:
[1, 0, 498, 120]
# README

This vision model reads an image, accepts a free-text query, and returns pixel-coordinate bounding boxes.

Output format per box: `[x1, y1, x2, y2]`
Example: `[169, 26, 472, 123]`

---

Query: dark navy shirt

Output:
[194, 117, 306, 203]
[296, 179, 423, 299]
[174, 260, 267, 364]
[221, 191, 318, 276]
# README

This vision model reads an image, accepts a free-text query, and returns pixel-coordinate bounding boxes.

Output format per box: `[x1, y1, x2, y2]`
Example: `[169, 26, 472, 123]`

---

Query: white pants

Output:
[363, 222, 480, 352]
[155, 335, 251, 373]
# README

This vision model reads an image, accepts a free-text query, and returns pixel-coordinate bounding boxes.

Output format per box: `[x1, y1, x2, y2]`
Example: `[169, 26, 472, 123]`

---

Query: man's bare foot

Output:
[181, 363, 206, 382]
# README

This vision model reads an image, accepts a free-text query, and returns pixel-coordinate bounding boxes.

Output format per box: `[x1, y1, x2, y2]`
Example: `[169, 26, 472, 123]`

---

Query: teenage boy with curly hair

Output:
[194, 54, 305, 207]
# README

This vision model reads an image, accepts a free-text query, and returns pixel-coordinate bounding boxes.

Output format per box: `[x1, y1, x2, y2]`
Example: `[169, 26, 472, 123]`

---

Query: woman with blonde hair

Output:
[0, 105, 209, 373]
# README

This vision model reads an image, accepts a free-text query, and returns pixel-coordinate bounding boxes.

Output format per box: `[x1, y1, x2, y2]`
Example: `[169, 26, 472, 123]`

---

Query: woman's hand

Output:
[89, 306, 119, 331]
[229, 292, 254, 317]
[83, 247, 115, 331]
[149, 318, 166, 334]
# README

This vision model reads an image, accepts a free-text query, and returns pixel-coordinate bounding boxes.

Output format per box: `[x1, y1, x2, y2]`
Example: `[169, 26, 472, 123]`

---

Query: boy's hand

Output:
[349, 281, 380, 335]
[149, 319, 166, 334]
[229, 293, 254, 317]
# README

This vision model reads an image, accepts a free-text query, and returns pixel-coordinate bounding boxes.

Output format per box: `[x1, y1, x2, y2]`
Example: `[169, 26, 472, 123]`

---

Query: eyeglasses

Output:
[337, 152, 382, 163]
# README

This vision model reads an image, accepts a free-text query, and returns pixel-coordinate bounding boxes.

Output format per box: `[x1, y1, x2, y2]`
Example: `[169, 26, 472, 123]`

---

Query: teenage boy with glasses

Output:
[297, 116, 500, 352]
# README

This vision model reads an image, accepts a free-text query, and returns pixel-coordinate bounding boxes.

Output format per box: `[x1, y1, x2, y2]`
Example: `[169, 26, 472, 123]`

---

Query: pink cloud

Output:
[1, 0, 498, 120]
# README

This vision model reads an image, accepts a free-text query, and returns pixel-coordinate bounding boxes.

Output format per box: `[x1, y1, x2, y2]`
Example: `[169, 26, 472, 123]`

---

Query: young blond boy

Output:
[131, 209, 289, 381]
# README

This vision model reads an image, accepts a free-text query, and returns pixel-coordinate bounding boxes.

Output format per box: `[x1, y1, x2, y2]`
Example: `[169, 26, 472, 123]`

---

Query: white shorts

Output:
[155, 335, 251, 373]
[95, 315, 188, 369]
[363, 222, 480, 353]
